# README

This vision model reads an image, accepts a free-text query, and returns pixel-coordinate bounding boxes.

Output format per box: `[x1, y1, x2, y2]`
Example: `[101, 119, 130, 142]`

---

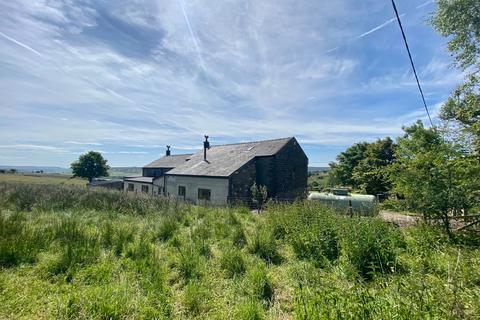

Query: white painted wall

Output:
[123, 181, 159, 196]
[165, 175, 229, 205]
[153, 177, 165, 195]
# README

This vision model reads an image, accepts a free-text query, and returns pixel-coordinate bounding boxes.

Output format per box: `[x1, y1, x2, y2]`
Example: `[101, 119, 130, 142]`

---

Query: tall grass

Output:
[0, 182, 182, 215]
[0, 183, 479, 319]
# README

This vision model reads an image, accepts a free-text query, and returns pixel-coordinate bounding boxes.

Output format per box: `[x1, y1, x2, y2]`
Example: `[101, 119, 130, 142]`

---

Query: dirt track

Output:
[380, 210, 419, 228]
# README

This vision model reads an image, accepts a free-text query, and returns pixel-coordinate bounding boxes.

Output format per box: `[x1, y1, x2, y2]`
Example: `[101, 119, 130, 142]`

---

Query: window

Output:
[178, 186, 186, 198]
[141, 185, 149, 193]
[198, 188, 211, 201]
[127, 183, 134, 191]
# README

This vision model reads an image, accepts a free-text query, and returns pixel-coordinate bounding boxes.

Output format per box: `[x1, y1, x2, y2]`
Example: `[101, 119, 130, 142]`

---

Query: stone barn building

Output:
[124, 137, 308, 205]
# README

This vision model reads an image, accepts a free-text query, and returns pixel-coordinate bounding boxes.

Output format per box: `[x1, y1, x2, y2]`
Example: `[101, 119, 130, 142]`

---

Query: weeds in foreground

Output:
[0, 183, 479, 319]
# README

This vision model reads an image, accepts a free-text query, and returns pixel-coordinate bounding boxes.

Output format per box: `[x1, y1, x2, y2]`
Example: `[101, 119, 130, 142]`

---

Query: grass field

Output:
[0, 173, 86, 186]
[1, 183, 479, 319]
[307, 172, 330, 191]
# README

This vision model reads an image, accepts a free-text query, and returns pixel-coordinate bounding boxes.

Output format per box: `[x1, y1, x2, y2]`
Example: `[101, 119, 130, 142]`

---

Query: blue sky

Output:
[0, 0, 462, 167]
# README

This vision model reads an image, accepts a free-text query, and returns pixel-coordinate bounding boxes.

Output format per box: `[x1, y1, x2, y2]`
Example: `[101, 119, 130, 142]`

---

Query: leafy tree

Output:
[329, 142, 369, 188]
[251, 182, 268, 213]
[71, 151, 110, 183]
[389, 121, 480, 234]
[353, 137, 396, 195]
[329, 139, 395, 194]
[432, 0, 480, 152]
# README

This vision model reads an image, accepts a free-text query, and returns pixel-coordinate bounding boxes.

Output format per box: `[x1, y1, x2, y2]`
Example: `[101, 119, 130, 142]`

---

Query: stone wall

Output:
[273, 138, 308, 200]
[228, 159, 256, 203]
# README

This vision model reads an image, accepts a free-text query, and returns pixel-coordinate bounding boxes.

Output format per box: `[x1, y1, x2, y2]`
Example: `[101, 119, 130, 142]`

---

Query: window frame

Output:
[141, 185, 149, 193]
[198, 188, 211, 201]
[127, 183, 134, 191]
[178, 185, 186, 199]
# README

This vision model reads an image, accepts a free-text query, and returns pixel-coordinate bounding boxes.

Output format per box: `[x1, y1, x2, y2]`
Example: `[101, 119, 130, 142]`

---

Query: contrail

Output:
[0, 29, 194, 132]
[0, 31, 43, 56]
[325, 14, 406, 54]
[357, 16, 402, 39]
[177, 0, 208, 74]
[416, 0, 434, 9]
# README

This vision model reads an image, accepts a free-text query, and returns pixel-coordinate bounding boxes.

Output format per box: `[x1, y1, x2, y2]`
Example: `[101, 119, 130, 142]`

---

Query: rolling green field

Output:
[307, 172, 330, 191]
[0, 173, 86, 186]
[1, 183, 479, 319]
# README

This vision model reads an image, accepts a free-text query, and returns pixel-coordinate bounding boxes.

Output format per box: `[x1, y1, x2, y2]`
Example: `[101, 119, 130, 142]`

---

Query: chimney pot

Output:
[166, 145, 171, 156]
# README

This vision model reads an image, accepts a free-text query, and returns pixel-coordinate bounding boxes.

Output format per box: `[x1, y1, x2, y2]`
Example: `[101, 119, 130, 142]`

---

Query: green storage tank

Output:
[308, 189, 377, 215]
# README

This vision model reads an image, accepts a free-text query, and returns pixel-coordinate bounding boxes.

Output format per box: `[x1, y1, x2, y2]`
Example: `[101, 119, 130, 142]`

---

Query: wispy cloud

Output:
[0, 0, 461, 167]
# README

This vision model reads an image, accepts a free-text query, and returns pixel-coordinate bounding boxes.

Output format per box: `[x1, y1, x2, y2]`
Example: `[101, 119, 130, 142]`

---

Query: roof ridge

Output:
[210, 137, 293, 148]
[167, 153, 193, 157]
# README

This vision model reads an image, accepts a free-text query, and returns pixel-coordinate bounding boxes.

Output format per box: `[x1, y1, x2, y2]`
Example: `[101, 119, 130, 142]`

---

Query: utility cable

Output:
[390, 0, 435, 128]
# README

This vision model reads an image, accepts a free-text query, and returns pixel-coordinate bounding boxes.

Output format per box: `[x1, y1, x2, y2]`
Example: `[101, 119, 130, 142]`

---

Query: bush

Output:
[220, 248, 246, 278]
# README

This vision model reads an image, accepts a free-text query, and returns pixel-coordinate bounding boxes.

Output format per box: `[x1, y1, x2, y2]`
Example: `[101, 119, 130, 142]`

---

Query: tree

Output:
[251, 182, 268, 213]
[71, 151, 110, 183]
[329, 142, 369, 188]
[353, 137, 396, 195]
[389, 121, 480, 234]
[432, 0, 480, 152]
[329, 138, 395, 194]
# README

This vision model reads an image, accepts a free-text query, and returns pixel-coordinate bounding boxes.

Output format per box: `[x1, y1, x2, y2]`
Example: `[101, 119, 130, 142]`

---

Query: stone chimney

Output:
[203, 135, 210, 161]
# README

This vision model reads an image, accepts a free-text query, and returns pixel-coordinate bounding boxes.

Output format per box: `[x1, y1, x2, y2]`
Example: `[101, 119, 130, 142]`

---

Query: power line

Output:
[390, 0, 435, 128]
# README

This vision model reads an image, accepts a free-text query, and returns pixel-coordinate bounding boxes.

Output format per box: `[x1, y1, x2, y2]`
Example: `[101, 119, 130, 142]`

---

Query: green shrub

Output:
[220, 248, 246, 278]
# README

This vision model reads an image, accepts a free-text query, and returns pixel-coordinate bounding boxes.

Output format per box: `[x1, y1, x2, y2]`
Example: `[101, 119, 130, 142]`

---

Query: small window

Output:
[127, 183, 134, 191]
[198, 188, 211, 201]
[141, 185, 149, 193]
[178, 186, 186, 197]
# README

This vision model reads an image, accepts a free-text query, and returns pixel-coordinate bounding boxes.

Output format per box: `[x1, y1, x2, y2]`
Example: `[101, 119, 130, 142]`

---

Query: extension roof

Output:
[143, 154, 193, 168]
[124, 176, 154, 183]
[166, 137, 294, 178]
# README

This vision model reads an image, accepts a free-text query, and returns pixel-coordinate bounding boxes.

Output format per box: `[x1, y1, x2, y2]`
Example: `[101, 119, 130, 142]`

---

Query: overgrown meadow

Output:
[1, 183, 479, 319]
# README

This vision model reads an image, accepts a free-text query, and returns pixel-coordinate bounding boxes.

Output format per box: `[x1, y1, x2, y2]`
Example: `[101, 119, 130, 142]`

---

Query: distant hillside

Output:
[0, 166, 71, 174]
[109, 167, 142, 176]
[0, 166, 142, 176]
[308, 166, 330, 173]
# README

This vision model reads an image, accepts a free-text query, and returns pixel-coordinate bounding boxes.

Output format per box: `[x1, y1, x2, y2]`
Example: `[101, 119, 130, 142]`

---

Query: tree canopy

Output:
[71, 151, 110, 183]
[432, 0, 480, 152]
[329, 138, 395, 195]
[389, 121, 480, 233]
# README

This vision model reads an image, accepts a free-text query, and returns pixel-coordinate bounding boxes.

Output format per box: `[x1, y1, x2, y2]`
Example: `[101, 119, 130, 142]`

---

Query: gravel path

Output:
[380, 210, 420, 228]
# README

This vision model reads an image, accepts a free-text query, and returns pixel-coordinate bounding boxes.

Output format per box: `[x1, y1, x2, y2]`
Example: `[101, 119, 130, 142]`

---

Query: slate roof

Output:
[124, 176, 154, 183]
[143, 154, 192, 168]
[166, 137, 293, 177]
